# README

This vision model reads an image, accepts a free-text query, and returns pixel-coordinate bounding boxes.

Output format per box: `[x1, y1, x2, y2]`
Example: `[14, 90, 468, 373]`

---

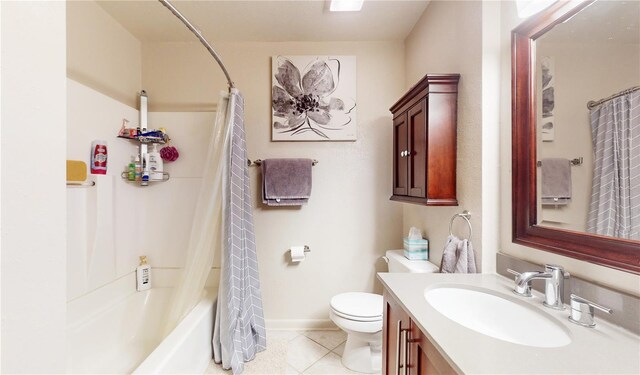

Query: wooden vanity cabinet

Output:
[383, 290, 456, 375]
[383, 289, 411, 375]
[390, 74, 460, 206]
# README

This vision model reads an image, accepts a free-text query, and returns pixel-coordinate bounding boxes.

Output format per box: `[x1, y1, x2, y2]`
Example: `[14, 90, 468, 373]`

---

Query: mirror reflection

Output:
[535, 0, 640, 241]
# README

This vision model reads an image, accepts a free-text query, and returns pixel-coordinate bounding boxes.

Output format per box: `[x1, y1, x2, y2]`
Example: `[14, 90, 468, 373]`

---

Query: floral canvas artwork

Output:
[271, 55, 357, 141]
[541, 56, 555, 142]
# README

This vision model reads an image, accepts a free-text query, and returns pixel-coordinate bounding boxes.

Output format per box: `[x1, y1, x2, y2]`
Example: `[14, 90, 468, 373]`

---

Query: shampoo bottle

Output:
[141, 153, 149, 186]
[136, 256, 151, 291]
[134, 155, 142, 181]
[149, 144, 164, 180]
[127, 156, 136, 181]
[90, 140, 108, 174]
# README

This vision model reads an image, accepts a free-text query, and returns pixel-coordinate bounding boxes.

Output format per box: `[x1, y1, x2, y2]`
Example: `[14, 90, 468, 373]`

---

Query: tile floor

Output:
[209, 329, 380, 374]
[274, 330, 370, 375]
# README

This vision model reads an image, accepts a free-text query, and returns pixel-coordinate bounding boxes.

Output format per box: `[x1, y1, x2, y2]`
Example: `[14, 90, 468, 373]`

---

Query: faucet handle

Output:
[568, 294, 612, 328]
[544, 264, 570, 278]
[506, 268, 520, 277]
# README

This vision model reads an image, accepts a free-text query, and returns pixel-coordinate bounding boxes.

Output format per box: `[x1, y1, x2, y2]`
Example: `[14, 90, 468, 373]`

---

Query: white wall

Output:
[498, 1, 640, 296]
[66, 79, 216, 300]
[67, 1, 142, 108]
[142, 41, 405, 328]
[402, 1, 490, 271]
[1, 1, 67, 372]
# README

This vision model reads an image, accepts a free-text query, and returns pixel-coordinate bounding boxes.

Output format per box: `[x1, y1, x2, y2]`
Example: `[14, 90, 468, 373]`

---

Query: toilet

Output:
[329, 250, 439, 373]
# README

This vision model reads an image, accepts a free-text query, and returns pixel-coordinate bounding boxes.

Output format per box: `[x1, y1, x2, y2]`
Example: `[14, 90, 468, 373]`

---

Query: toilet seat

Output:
[330, 292, 383, 322]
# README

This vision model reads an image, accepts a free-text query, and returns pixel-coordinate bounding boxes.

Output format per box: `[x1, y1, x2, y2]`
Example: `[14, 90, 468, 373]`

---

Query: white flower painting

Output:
[271, 55, 357, 141]
[541, 56, 555, 142]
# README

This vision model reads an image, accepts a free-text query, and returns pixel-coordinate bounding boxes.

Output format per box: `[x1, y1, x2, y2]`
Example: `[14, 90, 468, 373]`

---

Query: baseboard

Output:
[265, 319, 337, 331]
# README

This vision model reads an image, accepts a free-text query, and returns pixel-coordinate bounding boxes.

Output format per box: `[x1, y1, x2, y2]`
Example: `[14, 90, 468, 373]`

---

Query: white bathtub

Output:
[66, 276, 216, 374]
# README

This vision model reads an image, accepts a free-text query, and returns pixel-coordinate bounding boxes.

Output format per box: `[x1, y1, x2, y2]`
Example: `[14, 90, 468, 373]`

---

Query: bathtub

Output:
[66, 275, 216, 374]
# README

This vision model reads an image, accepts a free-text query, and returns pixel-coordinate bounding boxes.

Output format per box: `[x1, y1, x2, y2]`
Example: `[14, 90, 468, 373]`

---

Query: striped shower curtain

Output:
[586, 89, 640, 240]
[213, 89, 267, 374]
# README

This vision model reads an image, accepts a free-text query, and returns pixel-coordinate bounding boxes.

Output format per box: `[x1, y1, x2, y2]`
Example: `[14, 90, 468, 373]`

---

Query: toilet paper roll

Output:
[290, 246, 306, 263]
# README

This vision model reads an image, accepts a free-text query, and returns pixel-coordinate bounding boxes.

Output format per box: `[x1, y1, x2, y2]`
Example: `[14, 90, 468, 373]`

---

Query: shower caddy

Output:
[119, 90, 170, 186]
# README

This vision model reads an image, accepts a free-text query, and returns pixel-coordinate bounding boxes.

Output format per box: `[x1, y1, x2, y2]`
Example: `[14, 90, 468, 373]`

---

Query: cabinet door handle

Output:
[396, 321, 403, 375]
[402, 328, 409, 375]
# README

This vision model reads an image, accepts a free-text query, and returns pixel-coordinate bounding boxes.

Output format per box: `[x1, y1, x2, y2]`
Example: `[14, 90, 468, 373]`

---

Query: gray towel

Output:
[440, 235, 477, 274]
[440, 235, 460, 273]
[262, 158, 312, 206]
[541, 158, 572, 206]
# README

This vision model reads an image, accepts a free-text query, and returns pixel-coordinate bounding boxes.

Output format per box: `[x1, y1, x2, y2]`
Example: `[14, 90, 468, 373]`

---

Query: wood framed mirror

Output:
[512, 0, 640, 273]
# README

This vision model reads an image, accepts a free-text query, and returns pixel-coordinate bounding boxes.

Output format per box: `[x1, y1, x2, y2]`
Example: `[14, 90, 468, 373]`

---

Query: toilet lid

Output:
[330, 292, 383, 320]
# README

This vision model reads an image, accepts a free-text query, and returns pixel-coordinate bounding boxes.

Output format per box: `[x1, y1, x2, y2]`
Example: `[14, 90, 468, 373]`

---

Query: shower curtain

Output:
[163, 91, 232, 336]
[163, 89, 266, 375]
[586, 89, 640, 240]
[213, 89, 266, 374]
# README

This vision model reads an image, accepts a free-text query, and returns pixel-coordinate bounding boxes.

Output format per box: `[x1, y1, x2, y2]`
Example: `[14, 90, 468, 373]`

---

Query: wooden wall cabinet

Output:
[390, 74, 460, 206]
[383, 290, 455, 375]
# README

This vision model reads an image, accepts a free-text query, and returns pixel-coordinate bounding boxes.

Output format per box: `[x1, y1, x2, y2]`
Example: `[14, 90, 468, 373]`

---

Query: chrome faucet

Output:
[507, 264, 569, 309]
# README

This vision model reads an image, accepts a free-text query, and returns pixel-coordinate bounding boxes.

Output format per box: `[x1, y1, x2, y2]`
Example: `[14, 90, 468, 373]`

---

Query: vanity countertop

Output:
[377, 272, 640, 374]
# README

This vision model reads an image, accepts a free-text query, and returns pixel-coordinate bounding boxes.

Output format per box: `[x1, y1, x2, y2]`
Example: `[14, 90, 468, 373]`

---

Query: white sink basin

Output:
[424, 286, 571, 348]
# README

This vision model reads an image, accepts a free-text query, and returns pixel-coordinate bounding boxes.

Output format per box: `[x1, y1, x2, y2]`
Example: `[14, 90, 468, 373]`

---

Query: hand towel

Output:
[440, 235, 477, 273]
[457, 239, 477, 273]
[262, 158, 313, 206]
[541, 158, 572, 205]
[440, 235, 461, 273]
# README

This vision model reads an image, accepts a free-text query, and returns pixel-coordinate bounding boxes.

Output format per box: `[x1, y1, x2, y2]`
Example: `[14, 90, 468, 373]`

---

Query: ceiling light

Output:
[330, 0, 364, 12]
[516, 0, 557, 19]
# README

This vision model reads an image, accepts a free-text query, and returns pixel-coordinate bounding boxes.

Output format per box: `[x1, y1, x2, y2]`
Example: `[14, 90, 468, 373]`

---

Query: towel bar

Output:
[449, 210, 472, 242]
[536, 157, 583, 167]
[247, 158, 318, 167]
[66, 181, 96, 187]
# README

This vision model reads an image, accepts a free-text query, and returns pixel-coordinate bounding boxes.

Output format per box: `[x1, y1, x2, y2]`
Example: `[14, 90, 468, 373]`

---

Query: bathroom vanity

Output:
[379, 273, 640, 374]
[383, 287, 454, 375]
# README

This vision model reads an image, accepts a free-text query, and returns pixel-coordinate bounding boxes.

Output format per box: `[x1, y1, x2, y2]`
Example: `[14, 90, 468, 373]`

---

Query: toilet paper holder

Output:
[289, 245, 311, 253]
[289, 245, 311, 263]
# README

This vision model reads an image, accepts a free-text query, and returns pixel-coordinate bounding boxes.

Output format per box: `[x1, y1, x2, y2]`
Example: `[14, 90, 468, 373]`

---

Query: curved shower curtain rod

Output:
[158, 0, 235, 89]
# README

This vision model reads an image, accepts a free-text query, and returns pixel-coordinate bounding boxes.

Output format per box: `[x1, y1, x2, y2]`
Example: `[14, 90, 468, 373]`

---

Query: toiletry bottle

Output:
[134, 155, 142, 181]
[136, 256, 151, 291]
[141, 153, 149, 186]
[90, 140, 108, 174]
[148, 144, 164, 181]
[127, 156, 136, 181]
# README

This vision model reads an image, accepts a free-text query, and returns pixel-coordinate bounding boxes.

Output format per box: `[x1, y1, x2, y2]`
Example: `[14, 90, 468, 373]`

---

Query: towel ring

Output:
[449, 210, 472, 242]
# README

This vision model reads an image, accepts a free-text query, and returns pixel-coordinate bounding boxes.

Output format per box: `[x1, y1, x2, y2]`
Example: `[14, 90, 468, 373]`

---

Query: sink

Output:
[424, 286, 571, 348]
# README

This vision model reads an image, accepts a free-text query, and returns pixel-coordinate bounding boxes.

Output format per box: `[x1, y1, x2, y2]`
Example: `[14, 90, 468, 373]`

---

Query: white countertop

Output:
[377, 272, 640, 374]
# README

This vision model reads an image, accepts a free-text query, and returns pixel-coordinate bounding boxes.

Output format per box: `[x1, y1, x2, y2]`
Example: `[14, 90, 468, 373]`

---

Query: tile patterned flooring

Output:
[210, 329, 379, 375]
[277, 330, 361, 374]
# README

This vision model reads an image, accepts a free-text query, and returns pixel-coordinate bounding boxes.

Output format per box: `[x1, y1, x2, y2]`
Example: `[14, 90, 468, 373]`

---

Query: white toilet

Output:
[329, 250, 439, 373]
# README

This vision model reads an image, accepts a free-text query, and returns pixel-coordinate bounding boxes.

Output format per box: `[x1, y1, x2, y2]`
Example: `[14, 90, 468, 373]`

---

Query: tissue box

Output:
[403, 237, 428, 260]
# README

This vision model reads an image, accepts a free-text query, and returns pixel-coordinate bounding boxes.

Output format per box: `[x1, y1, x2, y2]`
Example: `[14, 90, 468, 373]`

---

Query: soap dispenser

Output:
[136, 256, 151, 291]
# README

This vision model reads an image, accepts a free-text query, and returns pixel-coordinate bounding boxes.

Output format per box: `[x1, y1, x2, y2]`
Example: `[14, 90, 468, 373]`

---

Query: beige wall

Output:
[402, 1, 488, 271]
[499, 1, 640, 296]
[142, 41, 405, 327]
[67, 1, 141, 108]
[1, 1, 67, 372]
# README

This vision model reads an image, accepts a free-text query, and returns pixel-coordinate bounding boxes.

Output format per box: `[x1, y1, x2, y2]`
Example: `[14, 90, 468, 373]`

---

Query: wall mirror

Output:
[512, 0, 640, 273]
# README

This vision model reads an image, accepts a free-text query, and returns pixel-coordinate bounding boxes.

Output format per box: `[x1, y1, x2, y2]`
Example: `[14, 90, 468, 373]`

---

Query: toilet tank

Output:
[385, 250, 439, 273]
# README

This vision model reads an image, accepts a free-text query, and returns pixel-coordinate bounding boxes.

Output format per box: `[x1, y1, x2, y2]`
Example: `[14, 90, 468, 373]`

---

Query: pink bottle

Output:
[91, 140, 108, 174]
